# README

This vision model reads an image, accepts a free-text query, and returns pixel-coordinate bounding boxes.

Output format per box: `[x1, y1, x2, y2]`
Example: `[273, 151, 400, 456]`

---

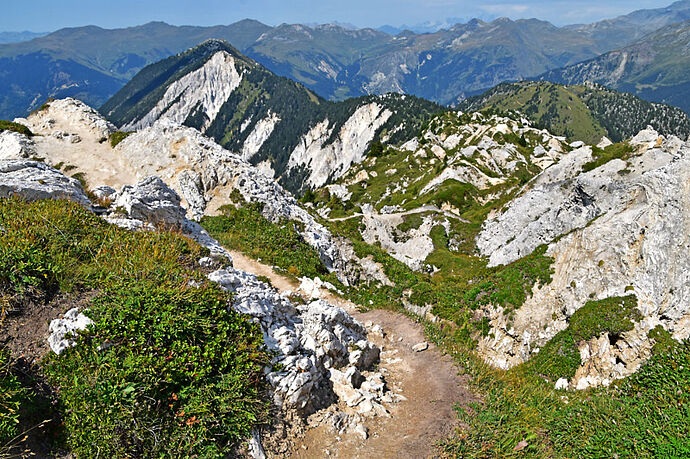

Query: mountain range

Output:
[541, 20, 690, 113]
[3, 1, 690, 119]
[0, 31, 47, 43]
[3, 23, 690, 456]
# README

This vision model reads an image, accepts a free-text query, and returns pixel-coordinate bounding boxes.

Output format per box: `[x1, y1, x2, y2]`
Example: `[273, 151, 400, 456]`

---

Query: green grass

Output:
[201, 203, 333, 281]
[582, 142, 634, 172]
[0, 348, 23, 446]
[108, 131, 134, 148]
[426, 318, 690, 458]
[0, 120, 33, 137]
[524, 295, 641, 381]
[0, 198, 270, 457]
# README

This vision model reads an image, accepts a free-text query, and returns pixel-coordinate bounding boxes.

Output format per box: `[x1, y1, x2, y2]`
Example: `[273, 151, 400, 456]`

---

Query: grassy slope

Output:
[0, 198, 269, 457]
[461, 81, 690, 143]
[463, 82, 607, 144]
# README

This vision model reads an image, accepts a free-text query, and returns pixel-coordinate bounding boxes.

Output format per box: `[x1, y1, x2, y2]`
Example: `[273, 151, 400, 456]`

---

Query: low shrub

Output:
[0, 120, 33, 137]
[109, 131, 134, 148]
[45, 283, 269, 457]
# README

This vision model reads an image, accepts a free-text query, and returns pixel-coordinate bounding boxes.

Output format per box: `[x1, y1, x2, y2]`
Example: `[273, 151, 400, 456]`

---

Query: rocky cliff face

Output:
[477, 128, 690, 389]
[306, 111, 569, 271]
[123, 50, 244, 133]
[287, 103, 393, 188]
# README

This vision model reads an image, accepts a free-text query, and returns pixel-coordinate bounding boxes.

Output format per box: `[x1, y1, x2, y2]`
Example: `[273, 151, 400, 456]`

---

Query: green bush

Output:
[0, 198, 270, 456]
[45, 283, 269, 457]
[109, 131, 134, 148]
[0, 244, 60, 314]
[0, 120, 33, 137]
[569, 295, 640, 342]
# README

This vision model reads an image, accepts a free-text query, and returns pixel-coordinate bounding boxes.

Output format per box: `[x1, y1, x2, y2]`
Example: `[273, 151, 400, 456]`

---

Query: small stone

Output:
[198, 256, 216, 268]
[555, 378, 569, 390]
[354, 423, 368, 440]
[412, 342, 429, 352]
[514, 440, 528, 452]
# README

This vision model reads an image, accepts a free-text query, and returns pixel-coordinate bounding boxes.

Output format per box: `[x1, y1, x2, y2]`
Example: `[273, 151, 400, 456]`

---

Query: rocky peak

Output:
[19, 97, 116, 139]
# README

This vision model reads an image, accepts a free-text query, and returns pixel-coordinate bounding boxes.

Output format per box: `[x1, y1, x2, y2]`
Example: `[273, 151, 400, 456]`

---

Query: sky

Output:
[2, 0, 678, 32]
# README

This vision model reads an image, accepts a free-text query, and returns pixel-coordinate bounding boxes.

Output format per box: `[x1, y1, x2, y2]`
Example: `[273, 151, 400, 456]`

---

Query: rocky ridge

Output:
[308, 111, 569, 271]
[101, 41, 441, 193]
[0, 136, 398, 455]
[10, 99, 390, 287]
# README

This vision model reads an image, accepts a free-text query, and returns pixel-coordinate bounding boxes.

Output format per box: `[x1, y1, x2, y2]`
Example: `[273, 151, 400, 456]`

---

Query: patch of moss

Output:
[582, 142, 634, 172]
[108, 131, 134, 148]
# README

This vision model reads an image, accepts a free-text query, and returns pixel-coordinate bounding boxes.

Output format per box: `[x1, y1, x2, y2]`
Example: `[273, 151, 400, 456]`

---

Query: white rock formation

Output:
[124, 50, 244, 133]
[476, 128, 690, 389]
[360, 209, 440, 271]
[0, 131, 36, 159]
[241, 111, 281, 161]
[22, 98, 116, 139]
[113, 121, 388, 285]
[48, 308, 93, 355]
[288, 103, 393, 188]
[476, 145, 598, 267]
[0, 159, 91, 207]
[209, 268, 384, 414]
[113, 176, 187, 227]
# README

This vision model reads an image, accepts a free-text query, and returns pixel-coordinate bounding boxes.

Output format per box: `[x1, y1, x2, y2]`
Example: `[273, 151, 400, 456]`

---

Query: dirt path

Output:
[229, 251, 477, 458]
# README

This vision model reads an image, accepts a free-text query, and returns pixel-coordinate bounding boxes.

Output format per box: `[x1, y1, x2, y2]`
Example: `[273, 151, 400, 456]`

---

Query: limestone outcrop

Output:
[0, 131, 36, 159]
[0, 159, 91, 207]
[476, 129, 690, 389]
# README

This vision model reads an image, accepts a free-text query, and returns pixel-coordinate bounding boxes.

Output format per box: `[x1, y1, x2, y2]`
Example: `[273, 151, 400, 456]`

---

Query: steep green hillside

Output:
[542, 21, 690, 113]
[460, 81, 690, 143]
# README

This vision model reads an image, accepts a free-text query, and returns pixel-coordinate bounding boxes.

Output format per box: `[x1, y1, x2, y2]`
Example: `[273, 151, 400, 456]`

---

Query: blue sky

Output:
[3, 0, 676, 32]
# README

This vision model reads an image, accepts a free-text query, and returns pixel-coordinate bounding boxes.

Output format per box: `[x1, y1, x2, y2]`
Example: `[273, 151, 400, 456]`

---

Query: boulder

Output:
[0, 159, 91, 207]
[48, 308, 93, 355]
[0, 131, 36, 159]
[113, 176, 186, 226]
